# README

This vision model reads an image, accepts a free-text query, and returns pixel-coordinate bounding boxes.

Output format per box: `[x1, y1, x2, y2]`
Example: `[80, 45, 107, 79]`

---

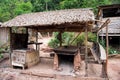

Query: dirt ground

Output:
[0, 37, 120, 80]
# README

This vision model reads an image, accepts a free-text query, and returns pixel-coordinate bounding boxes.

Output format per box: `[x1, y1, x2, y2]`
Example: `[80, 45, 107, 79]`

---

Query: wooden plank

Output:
[98, 43, 106, 60]
[90, 48, 101, 64]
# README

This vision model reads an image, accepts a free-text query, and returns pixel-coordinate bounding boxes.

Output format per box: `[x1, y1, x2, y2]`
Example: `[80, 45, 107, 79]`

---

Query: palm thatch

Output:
[1, 9, 94, 31]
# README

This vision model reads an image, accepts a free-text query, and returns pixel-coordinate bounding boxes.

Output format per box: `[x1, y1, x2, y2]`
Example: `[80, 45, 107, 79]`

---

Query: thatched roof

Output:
[1, 8, 94, 32]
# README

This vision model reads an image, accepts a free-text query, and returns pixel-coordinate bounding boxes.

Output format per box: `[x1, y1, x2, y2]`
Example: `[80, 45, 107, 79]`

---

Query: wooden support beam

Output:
[9, 27, 12, 66]
[36, 29, 38, 50]
[85, 27, 88, 77]
[59, 31, 62, 47]
[105, 21, 109, 77]
[101, 19, 109, 78]
[97, 19, 110, 32]
[95, 19, 105, 23]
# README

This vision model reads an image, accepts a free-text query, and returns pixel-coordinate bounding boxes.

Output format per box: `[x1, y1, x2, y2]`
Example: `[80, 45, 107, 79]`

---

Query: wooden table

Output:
[53, 46, 81, 71]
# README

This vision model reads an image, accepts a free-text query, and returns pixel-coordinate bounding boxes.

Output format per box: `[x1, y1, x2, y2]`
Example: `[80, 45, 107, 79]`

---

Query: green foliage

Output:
[82, 0, 111, 13]
[0, 48, 4, 59]
[73, 32, 85, 45]
[111, 0, 120, 4]
[48, 32, 74, 48]
[0, 53, 3, 59]
[0, 0, 114, 22]
[99, 39, 120, 54]
[109, 46, 120, 54]
[73, 32, 97, 45]
[48, 32, 97, 48]
[48, 38, 60, 48]
[99, 39, 106, 48]
[0, 0, 33, 22]
[14, 1, 33, 15]
[88, 32, 97, 42]
[60, 0, 83, 9]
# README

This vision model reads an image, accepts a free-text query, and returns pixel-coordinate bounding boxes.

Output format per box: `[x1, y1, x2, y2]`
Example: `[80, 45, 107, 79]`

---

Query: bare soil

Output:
[0, 37, 120, 80]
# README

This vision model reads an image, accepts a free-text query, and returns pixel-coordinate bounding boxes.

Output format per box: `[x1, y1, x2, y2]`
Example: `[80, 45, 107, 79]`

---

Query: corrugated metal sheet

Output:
[99, 17, 120, 34]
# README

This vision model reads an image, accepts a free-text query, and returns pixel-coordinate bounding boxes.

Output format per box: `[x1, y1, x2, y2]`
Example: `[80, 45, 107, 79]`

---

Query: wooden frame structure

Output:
[1, 8, 110, 78]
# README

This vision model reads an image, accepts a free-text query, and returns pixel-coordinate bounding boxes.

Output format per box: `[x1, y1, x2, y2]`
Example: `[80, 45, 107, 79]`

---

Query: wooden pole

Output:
[36, 29, 38, 50]
[97, 32, 99, 42]
[9, 27, 12, 66]
[105, 21, 109, 77]
[85, 27, 88, 77]
[101, 22, 109, 78]
[59, 31, 62, 47]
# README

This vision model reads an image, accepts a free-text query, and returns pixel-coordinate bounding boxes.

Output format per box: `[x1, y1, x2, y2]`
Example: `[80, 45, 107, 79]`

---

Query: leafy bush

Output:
[73, 32, 97, 46]
[99, 39, 106, 48]
[72, 32, 85, 46]
[48, 38, 60, 48]
[0, 53, 3, 59]
[48, 32, 74, 48]
[0, 48, 4, 59]
[109, 46, 120, 54]
[99, 39, 120, 54]
[48, 32, 97, 48]
[88, 32, 97, 42]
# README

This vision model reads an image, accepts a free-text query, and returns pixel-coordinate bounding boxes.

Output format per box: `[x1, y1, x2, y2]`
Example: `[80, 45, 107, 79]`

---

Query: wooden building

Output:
[97, 4, 120, 48]
[0, 22, 9, 47]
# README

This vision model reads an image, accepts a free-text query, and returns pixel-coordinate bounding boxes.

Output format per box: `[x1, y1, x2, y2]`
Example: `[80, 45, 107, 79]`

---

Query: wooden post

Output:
[9, 27, 12, 66]
[105, 22, 109, 77]
[59, 31, 62, 47]
[36, 29, 38, 50]
[97, 32, 99, 42]
[85, 27, 88, 77]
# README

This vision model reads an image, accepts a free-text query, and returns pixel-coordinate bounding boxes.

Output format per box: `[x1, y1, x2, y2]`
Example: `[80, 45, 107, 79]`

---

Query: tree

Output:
[14, 1, 33, 15]
[0, 0, 33, 22]
[60, 0, 84, 9]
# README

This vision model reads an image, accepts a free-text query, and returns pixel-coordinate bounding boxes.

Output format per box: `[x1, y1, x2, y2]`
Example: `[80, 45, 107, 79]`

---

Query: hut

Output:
[97, 4, 120, 49]
[1, 8, 109, 78]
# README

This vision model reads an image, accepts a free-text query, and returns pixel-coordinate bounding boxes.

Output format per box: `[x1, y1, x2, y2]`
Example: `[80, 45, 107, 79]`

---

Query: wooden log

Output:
[21, 71, 55, 78]
[9, 28, 12, 67]
[105, 20, 109, 78]
[85, 27, 88, 77]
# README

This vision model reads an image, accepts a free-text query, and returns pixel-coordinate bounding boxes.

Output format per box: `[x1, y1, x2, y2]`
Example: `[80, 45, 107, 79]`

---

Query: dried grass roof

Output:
[2, 9, 94, 29]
